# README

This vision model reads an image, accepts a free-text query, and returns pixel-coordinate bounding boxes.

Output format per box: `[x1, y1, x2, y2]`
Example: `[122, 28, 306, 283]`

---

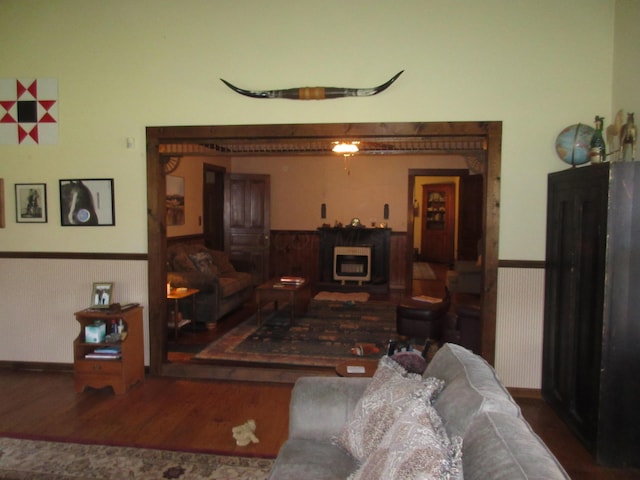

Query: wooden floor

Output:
[0, 369, 639, 478]
[2, 265, 637, 477]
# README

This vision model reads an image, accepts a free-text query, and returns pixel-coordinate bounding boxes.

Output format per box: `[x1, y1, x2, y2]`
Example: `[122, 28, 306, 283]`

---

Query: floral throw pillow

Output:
[348, 397, 463, 480]
[337, 356, 444, 462]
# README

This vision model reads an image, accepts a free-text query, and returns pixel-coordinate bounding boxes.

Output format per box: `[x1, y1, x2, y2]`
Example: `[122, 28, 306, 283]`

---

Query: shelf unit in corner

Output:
[73, 306, 144, 395]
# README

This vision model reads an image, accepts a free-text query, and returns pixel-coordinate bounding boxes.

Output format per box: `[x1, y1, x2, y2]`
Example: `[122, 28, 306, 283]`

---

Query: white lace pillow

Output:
[348, 397, 463, 480]
[337, 356, 444, 462]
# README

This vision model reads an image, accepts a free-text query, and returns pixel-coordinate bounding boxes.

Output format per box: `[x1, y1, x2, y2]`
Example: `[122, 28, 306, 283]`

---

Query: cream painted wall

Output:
[0, 0, 617, 258]
[1, 1, 638, 382]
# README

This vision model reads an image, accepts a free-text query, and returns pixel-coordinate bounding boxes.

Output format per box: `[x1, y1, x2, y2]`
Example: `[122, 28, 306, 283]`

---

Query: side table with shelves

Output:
[73, 306, 144, 395]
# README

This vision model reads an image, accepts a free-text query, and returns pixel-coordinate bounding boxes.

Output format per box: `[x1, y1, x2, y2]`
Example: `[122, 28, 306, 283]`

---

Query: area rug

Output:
[194, 299, 397, 368]
[413, 262, 437, 280]
[0, 436, 273, 480]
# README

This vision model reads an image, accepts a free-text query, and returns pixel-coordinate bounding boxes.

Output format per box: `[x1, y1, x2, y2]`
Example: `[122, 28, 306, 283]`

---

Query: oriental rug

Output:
[0, 436, 273, 480]
[194, 299, 397, 368]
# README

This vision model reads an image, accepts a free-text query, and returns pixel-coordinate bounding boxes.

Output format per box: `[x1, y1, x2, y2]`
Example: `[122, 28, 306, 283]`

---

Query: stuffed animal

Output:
[232, 419, 260, 446]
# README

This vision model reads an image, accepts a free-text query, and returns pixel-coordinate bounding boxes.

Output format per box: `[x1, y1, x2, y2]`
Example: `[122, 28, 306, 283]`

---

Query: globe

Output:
[555, 123, 594, 166]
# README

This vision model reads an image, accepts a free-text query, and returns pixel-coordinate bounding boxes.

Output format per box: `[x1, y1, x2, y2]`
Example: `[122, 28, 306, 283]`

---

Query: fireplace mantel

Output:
[317, 227, 391, 293]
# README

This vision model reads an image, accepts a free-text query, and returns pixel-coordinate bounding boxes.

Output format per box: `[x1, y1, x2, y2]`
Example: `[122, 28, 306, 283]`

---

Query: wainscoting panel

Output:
[495, 267, 546, 389]
[0, 259, 148, 365]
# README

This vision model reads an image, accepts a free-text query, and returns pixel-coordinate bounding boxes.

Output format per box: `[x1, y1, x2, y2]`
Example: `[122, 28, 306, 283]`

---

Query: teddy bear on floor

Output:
[232, 419, 260, 446]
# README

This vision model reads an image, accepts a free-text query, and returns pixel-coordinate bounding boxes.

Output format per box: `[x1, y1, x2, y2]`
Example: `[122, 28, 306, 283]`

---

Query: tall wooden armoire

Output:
[543, 162, 640, 468]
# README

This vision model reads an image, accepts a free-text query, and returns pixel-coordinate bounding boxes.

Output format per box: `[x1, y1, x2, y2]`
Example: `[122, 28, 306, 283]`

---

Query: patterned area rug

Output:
[0, 437, 273, 480]
[194, 299, 397, 368]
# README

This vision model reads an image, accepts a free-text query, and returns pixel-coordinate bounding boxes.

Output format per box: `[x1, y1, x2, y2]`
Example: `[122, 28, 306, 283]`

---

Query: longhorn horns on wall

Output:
[220, 71, 404, 100]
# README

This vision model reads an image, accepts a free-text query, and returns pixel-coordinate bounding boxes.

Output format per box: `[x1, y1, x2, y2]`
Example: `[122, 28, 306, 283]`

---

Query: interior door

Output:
[457, 174, 484, 261]
[421, 183, 455, 263]
[202, 164, 225, 250]
[224, 173, 271, 284]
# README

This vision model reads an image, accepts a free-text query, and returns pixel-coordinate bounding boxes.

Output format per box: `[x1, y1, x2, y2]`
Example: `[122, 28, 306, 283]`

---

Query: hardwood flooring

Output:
[0, 369, 639, 478]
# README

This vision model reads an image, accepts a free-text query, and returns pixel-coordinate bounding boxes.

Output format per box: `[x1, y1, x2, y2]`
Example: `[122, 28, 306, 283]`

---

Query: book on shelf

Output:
[85, 345, 122, 359]
[85, 353, 122, 360]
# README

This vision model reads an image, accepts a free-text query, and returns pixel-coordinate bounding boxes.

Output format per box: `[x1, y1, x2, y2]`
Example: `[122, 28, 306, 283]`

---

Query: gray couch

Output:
[167, 243, 253, 327]
[268, 343, 569, 479]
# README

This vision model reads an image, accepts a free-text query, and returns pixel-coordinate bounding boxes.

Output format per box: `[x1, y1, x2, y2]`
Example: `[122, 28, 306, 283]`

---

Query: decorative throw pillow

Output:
[391, 351, 428, 375]
[337, 356, 444, 462]
[348, 397, 463, 480]
[188, 252, 218, 276]
[208, 250, 236, 274]
[171, 252, 198, 272]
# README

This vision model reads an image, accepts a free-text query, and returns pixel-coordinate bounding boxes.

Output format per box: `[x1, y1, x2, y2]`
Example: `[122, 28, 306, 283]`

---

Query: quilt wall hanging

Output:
[0, 78, 58, 144]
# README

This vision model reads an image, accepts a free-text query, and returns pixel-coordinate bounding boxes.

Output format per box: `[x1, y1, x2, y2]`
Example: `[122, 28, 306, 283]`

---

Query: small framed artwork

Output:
[91, 282, 114, 308]
[166, 175, 185, 226]
[15, 183, 47, 223]
[0, 179, 5, 228]
[59, 179, 115, 226]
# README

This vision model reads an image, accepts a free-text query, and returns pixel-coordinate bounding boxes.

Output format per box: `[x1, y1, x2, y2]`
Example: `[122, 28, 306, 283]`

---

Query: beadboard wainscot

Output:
[0, 254, 148, 367]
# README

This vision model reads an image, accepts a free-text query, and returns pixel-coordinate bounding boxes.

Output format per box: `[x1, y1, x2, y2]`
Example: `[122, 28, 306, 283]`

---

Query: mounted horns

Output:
[220, 70, 404, 100]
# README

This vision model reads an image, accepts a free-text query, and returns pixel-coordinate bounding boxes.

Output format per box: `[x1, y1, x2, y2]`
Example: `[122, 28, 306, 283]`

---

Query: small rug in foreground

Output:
[195, 299, 397, 368]
[0, 437, 273, 480]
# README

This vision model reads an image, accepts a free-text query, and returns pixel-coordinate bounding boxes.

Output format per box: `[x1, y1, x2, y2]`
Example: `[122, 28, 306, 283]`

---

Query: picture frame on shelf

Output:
[15, 183, 47, 223]
[91, 282, 114, 308]
[59, 179, 115, 226]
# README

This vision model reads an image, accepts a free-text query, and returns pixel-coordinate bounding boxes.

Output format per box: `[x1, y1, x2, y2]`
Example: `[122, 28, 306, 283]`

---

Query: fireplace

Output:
[318, 227, 391, 293]
[333, 246, 372, 284]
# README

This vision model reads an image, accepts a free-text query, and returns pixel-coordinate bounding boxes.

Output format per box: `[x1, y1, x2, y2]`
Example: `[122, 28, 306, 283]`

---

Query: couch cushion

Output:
[268, 438, 358, 480]
[218, 272, 252, 297]
[425, 343, 520, 438]
[208, 249, 236, 274]
[338, 356, 444, 462]
[349, 397, 463, 480]
[462, 411, 570, 480]
[171, 251, 198, 272]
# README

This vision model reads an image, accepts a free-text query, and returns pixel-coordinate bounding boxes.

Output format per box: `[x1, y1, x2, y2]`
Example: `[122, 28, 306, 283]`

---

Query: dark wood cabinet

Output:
[421, 183, 455, 263]
[543, 163, 640, 468]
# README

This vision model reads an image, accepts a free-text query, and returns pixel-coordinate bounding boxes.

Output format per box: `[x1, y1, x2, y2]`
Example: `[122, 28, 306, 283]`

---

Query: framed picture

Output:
[15, 183, 47, 223]
[166, 175, 185, 226]
[59, 179, 115, 226]
[0, 179, 5, 228]
[91, 282, 114, 308]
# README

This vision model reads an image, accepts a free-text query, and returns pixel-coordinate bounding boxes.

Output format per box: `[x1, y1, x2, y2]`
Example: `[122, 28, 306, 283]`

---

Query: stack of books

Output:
[85, 346, 122, 360]
[279, 276, 305, 286]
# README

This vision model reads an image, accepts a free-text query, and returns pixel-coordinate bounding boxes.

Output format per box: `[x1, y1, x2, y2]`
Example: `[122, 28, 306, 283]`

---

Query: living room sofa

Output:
[268, 343, 569, 479]
[167, 243, 253, 327]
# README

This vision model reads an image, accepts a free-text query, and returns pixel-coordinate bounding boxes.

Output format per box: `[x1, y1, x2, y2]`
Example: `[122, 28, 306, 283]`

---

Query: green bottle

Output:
[589, 115, 606, 163]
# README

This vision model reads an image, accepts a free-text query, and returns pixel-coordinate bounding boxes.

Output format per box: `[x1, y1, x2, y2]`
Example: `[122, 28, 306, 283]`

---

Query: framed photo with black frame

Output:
[59, 179, 115, 226]
[15, 183, 47, 223]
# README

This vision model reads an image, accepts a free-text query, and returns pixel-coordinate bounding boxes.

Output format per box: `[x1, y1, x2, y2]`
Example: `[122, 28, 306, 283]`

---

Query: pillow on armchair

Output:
[189, 252, 219, 276]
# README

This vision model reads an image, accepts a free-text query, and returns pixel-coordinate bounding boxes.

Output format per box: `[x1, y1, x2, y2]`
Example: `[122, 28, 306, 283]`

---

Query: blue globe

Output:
[555, 123, 594, 166]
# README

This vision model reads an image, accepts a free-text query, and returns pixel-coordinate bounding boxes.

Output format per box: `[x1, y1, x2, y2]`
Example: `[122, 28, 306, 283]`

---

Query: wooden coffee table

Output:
[255, 278, 310, 326]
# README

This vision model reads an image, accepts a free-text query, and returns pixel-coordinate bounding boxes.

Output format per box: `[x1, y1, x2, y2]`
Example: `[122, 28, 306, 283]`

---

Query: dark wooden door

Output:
[202, 164, 225, 251]
[457, 174, 483, 261]
[224, 173, 271, 284]
[421, 183, 455, 263]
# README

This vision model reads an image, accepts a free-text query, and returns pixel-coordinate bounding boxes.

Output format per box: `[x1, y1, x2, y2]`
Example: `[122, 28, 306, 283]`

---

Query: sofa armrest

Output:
[289, 377, 370, 441]
[167, 271, 218, 294]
